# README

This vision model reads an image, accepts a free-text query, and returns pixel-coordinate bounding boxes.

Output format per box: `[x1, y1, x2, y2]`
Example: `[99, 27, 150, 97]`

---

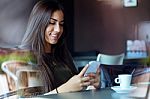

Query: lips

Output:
[49, 33, 58, 40]
[52, 35, 58, 40]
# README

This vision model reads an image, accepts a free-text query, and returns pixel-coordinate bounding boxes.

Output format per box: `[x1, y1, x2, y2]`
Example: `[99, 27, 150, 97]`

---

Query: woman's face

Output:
[45, 10, 64, 45]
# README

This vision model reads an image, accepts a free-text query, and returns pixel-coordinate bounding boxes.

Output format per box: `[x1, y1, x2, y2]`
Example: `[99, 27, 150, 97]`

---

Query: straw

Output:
[131, 68, 135, 75]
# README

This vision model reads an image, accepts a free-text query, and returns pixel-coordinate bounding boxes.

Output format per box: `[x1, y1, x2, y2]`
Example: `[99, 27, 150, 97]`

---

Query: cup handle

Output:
[114, 78, 120, 84]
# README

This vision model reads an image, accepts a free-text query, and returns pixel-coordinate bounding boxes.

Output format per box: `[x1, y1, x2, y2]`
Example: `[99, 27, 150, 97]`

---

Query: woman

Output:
[19, 0, 100, 95]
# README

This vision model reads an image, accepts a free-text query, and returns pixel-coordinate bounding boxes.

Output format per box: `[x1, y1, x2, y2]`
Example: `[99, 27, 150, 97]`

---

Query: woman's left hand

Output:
[87, 68, 100, 89]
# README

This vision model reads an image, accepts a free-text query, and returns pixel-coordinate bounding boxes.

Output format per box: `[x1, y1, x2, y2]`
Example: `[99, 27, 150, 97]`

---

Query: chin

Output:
[50, 41, 58, 44]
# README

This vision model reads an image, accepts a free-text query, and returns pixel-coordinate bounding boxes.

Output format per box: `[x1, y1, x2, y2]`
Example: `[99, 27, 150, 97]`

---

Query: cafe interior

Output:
[0, 0, 150, 98]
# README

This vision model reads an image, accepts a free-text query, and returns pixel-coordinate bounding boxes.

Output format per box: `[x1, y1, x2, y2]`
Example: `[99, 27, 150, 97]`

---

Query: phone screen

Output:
[84, 61, 100, 76]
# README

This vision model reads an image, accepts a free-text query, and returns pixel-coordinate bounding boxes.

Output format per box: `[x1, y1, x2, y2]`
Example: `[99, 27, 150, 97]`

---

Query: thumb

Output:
[96, 67, 100, 75]
[78, 64, 89, 77]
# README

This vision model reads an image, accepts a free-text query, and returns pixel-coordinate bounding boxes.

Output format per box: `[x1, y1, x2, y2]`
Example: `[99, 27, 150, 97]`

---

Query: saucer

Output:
[111, 86, 137, 93]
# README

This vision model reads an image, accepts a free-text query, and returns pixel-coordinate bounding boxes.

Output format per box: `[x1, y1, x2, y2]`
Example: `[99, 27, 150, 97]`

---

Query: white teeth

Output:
[51, 34, 56, 37]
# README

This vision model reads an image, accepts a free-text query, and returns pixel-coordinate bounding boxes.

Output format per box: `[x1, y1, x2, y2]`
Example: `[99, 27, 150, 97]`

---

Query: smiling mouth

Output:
[49, 33, 58, 40]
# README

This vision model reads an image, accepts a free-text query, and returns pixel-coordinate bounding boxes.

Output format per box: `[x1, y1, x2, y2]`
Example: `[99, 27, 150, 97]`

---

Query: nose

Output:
[54, 23, 60, 32]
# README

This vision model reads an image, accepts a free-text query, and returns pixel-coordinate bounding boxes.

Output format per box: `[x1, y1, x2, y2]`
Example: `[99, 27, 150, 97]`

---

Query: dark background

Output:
[74, 0, 150, 55]
[0, 0, 150, 55]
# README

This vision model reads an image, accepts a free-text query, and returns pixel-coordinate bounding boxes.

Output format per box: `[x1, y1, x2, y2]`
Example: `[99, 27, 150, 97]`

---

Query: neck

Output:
[45, 43, 52, 53]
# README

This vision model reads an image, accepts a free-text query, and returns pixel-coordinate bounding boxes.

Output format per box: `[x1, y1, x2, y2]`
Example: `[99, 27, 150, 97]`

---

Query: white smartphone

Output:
[84, 61, 100, 76]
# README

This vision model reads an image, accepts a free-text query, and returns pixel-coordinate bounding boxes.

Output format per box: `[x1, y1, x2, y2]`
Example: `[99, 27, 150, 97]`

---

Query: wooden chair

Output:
[0, 74, 9, 95]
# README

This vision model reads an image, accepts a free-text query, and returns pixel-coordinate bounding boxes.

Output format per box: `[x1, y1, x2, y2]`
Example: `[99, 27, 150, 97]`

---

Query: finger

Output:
[80, 76, 90, 83]
[89, 79, 95, 84]
[87, 73, 96, 78]
[89, 78, 98, 83]
[80, 81, 91, 87]
[96, 67, 100, 75]
[93, 79, 100, 88]
[78, 64, 89, 77]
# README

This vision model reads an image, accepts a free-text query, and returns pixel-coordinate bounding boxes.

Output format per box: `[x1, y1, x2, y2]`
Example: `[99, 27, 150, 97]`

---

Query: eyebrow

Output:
[50, 18, 64, 22]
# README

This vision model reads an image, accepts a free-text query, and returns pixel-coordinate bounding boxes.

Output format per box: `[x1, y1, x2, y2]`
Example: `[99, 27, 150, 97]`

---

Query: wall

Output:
[0, 0, 74, 51]
[0, 0, 38, 48]
[74, 0, 150, 54]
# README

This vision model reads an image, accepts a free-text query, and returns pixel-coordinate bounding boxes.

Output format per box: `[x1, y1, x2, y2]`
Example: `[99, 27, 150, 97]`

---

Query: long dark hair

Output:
[19, 0, 77, 92]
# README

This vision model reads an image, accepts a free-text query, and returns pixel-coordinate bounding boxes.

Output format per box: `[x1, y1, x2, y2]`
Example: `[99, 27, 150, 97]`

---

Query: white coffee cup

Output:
[114, 74, 132, 89]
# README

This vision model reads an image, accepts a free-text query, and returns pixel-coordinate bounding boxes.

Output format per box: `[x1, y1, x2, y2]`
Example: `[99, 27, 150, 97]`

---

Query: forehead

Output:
[50, 10, 64, 21]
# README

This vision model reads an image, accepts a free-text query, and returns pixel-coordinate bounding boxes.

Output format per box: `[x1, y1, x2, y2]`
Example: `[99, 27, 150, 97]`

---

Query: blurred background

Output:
[0, 0, 38, 47]
[0, 0, 150, 55]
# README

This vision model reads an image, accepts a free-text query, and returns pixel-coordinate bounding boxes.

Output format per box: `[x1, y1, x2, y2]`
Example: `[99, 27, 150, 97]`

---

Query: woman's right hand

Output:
[58, 64, 91, 93]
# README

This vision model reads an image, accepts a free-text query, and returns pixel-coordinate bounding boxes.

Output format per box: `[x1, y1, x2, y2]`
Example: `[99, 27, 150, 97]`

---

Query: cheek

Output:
[45, 26, 52, 33]
[58, 28, 63, 38]
[44, 30, 50, 42]
[45, 33, 48, 41]
[45, 26, 52, 36]
[45, 31, 48, 39]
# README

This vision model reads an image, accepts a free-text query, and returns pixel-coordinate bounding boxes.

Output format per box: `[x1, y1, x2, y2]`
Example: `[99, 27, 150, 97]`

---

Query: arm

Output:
[45, 64, 91, 94]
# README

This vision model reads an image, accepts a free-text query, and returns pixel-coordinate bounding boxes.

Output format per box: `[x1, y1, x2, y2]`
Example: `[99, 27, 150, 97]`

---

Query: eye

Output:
[49, 21, 56, 25]
[59, 22, 64, 26]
